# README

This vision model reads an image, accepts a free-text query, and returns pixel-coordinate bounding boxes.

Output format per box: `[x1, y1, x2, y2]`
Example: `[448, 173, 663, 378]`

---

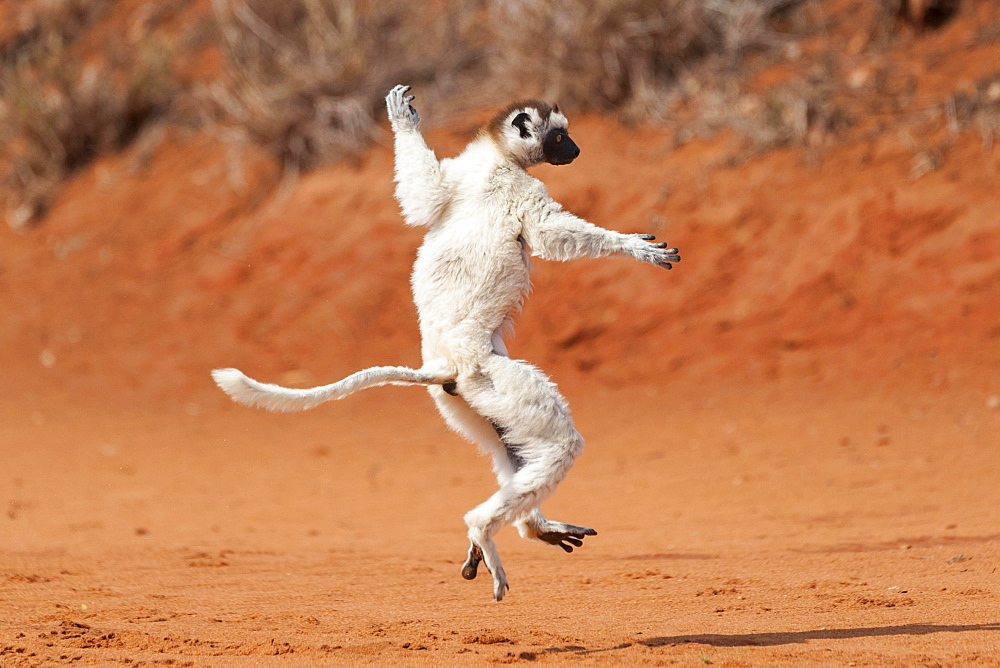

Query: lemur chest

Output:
[413, 214, 530, 306]
[420, 221, 527, 275]
[414, 169, 533, 298]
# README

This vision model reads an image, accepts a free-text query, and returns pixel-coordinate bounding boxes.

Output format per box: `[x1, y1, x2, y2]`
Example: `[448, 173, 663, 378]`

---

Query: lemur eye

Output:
[556, 134, 563, 143]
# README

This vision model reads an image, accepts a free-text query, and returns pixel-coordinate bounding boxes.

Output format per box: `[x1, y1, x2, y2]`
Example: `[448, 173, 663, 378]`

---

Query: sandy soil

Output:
[2, 383, 999, 666]
[2, 3, 1000, 664]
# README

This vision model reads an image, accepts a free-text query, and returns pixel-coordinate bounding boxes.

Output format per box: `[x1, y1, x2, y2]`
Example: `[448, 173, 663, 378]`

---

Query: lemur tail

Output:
[211, 364, 454, 413]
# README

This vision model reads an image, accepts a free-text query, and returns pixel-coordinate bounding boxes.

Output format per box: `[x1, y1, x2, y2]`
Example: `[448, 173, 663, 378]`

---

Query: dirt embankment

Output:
[2, 111, 997, 409]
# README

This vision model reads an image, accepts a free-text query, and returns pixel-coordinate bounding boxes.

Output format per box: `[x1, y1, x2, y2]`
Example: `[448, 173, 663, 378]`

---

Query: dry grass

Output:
[195, 0, 483, 170]
[1, 0, 986, 228]
[486, 0, 797, 119]
[195, 0, 803, 166]
[0, 1, 175, 228]
[947, 73, 1000, 150]
[487, 0, 721, 114]
[0, 0, 110, 51]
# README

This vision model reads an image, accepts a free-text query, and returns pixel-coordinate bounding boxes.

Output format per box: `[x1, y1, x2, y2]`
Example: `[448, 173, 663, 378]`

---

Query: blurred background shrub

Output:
[0, 0, 985, 228]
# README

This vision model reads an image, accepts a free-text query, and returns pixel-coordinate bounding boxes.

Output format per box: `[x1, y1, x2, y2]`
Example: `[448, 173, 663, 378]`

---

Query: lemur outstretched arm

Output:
[386, 84, 450, 227]
[521, 196, 680, 270]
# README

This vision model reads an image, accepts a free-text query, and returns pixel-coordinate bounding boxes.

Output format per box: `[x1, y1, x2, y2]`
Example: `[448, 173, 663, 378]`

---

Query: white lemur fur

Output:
[212, 85, 680, 602]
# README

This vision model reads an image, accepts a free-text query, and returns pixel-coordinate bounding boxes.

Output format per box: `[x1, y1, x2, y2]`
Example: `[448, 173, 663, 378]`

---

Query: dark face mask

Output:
[543, 128, 580, 165]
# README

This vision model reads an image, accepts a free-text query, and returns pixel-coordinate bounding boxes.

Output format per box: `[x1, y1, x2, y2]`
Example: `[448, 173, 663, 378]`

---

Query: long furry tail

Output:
[211, 364, 454, 413]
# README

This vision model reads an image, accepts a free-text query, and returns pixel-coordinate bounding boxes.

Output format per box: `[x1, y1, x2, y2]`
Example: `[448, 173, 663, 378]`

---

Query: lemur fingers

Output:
[631, 233, 681, 269]
[386, 84, 421, 131]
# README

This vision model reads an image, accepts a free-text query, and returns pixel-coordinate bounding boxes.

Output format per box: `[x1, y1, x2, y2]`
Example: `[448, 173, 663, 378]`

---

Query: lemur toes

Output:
[494, 577, 510, 602]
[537, 525, 598, 553]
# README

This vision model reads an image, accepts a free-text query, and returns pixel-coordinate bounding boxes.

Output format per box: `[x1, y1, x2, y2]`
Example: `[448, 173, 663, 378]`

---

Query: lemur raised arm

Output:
[212, 85, 680, 602]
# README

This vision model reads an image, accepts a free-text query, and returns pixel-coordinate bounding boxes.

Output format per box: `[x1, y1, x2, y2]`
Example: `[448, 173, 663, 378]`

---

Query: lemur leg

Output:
[428, 385, 511, 483]
[427, 385, 514, 586]
[455, 354, 588, 601]
[462, 450, 583, 601]
[430, 354, 597, 561]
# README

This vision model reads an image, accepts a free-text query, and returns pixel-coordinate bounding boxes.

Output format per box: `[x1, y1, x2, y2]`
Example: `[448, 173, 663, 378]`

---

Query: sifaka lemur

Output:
[212, 85, 680, 601]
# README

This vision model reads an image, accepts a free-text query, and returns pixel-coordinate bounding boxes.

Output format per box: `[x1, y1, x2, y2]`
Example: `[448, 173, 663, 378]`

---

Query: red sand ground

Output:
[2, 5, 1000, 664]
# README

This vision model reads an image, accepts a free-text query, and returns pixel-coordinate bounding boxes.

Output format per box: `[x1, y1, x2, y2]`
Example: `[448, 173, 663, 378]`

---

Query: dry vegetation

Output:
[194, 0, 480, 171]
[487, 0, 795, 116]
[0, 0, 995, 228]
[0, 0, 175, 227]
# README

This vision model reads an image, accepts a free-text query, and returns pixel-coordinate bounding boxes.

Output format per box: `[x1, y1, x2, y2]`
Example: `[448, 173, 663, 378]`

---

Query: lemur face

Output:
[541, 126, 580, 166]
[485, 101, 581, 167]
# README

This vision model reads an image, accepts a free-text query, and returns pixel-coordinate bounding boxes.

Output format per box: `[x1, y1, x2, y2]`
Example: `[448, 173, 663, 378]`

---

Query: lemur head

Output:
[482, 100, 580, 168]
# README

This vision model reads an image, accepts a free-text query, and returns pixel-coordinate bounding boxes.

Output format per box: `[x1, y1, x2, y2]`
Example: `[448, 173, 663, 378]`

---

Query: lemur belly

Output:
[413, 226, 530, 363]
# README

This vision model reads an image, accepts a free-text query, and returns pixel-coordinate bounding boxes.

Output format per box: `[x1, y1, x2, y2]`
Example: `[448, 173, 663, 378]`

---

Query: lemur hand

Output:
[630, 234, 681, 270]
[386, 84, 420, 132]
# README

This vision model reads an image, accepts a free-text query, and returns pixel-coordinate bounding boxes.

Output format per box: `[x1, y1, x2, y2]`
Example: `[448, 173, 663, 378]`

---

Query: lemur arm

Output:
[386, 85, 449, 227]
[520, 192, 680, 269]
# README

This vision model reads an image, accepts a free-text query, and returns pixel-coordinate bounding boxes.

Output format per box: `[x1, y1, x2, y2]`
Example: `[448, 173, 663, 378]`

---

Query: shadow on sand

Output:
[530, 623, 1000, 658]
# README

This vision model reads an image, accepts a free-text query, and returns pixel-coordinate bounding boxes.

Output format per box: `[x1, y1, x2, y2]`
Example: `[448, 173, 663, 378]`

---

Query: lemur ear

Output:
[552, 104, 560, 114]
[511, 112, 532, 139]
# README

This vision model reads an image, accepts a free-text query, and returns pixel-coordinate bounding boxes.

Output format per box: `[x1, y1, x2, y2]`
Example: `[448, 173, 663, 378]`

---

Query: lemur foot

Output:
[461, 544, 483, 580]
[537, 522, 598, 553]
[461, 544, 509, 601]
[493, 568, 510, 602]
[634, 234, 681, 270]
[386, 84, 420, 131]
